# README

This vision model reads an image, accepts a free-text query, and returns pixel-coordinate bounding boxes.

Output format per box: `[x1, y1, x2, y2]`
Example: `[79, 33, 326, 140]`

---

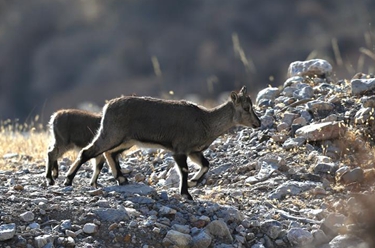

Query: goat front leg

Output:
[173, 154, 193, 200]
[46, 146, 59, 185]
[188, 152, 209, 188]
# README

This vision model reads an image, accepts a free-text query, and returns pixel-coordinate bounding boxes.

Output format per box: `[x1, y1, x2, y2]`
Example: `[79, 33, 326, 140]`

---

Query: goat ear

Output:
[240, 86, 247, 95]
[231, 92, 238, 103]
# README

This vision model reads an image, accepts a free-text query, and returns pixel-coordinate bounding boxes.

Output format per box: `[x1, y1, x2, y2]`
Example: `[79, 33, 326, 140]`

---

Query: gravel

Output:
[1, 59, 375, 247]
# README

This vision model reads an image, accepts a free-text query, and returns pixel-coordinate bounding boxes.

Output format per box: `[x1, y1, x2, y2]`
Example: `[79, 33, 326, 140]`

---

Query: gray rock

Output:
[341, 167, 364, 184]
[34, 234, 54, 248]
[172, 224, 190, 234]
[260, 115, 274, 129]
[282, 112, 299, 126]
[294, 86, 314, 100]
[256, 87, 280, 105]
[292, 116, 307, 126]
[245, 161, 278, 184]
[312, 229, 329, 246]
[282, 137, 306, 150]
[163, 230, 192, 248]
[211, 163, 232, 175]
[205, 220, 233, 244]
[103, 184, 156, 195]
[307, 100, 335, 112]
[295, 121, 347, 141]
[313, 162, 337, 174]
[20, 211, 34, 222]
[130, 196, 156, 204]
[361, 95, 375, 108]
[191, 231, 212, 248]
[251, 244, 266, 248]
[351, 78, 375, 95]
[335, 166, 350, 182]
[93, 208, 130, 222]
[283, 86, 297, 97]
[159, 206, 177, 216]
[288, 59, 332, 77]
[269, 181, 322, 200]
[283, 76, 304, 87]
[28, 222, 40, 229]
[260, 220, 282, 239]
[60, 219, 72, 230]
[287, 227, 313, 246]
[0, 223, 16, 241]
[328, 234, 368, 248]
[83, 223, 98, 234]
[321, 213, 347, 237]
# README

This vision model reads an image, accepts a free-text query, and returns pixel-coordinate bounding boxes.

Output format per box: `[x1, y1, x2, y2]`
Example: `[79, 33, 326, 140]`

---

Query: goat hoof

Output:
[182, 192, 194, 201]
[46, 178, 55, 186]
[117, 176, 129, 185]
[90, 182, 98, 188]
[63, 178, 72, 186]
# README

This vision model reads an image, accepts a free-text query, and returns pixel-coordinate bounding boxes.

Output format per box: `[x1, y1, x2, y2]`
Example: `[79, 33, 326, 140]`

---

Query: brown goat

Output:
[45, 109, 127, 187]
[64, 86, 261, 200]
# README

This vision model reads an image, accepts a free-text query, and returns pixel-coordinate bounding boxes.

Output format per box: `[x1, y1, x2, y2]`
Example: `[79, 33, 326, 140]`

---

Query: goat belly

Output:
[132, 139, 173, 151]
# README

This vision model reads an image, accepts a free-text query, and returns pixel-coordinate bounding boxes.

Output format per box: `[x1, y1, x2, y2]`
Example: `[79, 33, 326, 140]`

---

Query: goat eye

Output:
[244, 106, 250, 112]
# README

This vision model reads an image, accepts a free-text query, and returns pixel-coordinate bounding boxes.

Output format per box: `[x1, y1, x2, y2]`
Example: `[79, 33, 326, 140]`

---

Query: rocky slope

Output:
[1, 59, 375, 248]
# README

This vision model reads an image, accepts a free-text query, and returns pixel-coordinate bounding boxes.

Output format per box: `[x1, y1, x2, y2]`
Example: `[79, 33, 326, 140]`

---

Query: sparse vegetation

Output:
[0, 116, 77, 171]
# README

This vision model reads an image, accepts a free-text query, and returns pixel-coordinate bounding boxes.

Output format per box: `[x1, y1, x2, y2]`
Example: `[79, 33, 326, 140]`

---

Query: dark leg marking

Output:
[173, 154, 193, 200]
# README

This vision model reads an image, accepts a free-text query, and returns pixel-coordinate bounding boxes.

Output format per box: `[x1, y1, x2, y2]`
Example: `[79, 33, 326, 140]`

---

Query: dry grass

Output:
[0, 117, 49, 170]
[334, 129, 375, 169]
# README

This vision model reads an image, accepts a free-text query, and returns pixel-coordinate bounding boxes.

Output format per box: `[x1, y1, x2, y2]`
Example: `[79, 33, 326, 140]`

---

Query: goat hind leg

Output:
[64, 141, 107, 186]
[188, 152, 209, 188]
[90, 155, 106, 188]
[104, 150, 128, 186]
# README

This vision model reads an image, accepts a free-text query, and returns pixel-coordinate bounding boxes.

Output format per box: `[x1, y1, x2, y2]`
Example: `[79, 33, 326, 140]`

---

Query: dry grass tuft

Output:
[0, 117, 49, 170]
[334, 129, 375, 169]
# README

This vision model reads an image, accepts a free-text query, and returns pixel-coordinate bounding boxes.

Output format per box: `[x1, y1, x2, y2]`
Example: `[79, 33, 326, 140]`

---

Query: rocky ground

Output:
[1, 59, 375, 248]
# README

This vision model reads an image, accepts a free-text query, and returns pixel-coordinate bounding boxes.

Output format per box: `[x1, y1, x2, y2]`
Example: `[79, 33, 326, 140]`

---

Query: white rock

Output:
[282, 137, 306, 150]
[164, 166, 180, 187]
[256, 87, 280, 105]
[245, 161, 278, 184]
[83, 223, 98, 234]
[288, 59, 332, 78]
[269, 181, 322, 200]
[295, 121, 347, 141]
[0, 223, 16, 241]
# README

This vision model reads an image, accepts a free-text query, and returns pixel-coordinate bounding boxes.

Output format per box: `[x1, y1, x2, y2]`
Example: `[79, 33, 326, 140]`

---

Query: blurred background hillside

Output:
[0, 0, 375, 124]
